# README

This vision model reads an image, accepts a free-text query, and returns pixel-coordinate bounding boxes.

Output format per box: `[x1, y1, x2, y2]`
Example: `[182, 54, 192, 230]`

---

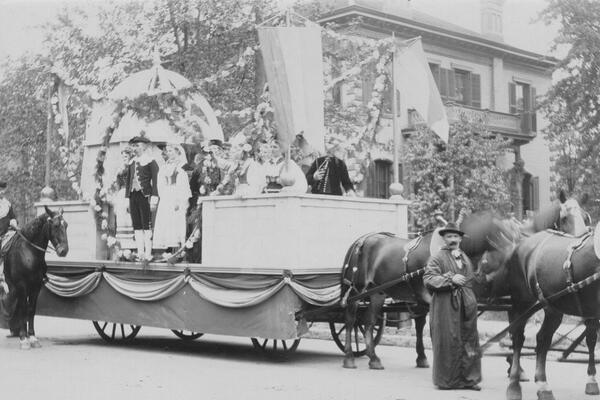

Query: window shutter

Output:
[447, 69, 456, 100]
[471, 73, 481, 108]
[530, 86, 537, 132]
[508, 82, 517, 114]
[439, 68, 449, 98]
[532, 176, 539, 211]
[429, 64, 440, 91]
[362, 75, 374, 106]
[366, 163, 376, 198]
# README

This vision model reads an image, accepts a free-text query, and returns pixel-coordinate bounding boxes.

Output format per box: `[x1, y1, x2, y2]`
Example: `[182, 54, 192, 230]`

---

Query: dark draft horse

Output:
[1, 206, 68, 349]
[339, 192, 588, 371]
[482, 204, 598, 400]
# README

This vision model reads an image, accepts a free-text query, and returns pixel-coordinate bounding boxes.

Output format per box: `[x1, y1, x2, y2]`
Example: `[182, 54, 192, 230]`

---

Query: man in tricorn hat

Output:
[122, 134, 159, 261]
[0, 181, 18, 292]
[423, 222, 482, 391]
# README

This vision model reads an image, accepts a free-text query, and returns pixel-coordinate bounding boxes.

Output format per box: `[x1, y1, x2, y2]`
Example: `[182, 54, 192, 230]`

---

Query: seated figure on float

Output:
[305, 139, 355, 196]
[263, 140, 307, 194]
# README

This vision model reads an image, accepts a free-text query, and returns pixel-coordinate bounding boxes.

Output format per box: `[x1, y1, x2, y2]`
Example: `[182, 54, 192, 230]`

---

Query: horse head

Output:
[557, 190, 590, 236]
[44, 205, 69, 257]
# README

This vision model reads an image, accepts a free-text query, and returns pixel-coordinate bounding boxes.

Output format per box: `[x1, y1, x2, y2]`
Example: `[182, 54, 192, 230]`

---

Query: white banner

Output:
[258, 26, 325, 154]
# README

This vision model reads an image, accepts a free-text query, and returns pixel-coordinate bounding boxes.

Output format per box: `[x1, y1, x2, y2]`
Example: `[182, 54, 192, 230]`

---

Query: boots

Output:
[144, 230, 153, 261]
[134, 230, 145, 261]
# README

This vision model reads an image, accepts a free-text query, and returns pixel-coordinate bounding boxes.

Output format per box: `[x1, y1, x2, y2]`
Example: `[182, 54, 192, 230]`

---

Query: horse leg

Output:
[366, 293, 385, 370]
[584, 319, 600, 395]
[26, 283, 42, 348]
[507, 308, 527, 400]
[342, 300, 359, 369]
[14, 288, 30, 350]
[414, 312, 429, 368]
[534, 308, 563, 400]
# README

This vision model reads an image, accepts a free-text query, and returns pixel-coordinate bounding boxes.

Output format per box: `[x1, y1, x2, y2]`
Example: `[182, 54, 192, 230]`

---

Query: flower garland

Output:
[91, 103, 126, 249]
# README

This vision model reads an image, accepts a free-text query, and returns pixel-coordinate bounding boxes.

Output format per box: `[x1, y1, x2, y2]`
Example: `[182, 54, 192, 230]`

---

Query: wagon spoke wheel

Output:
[329, 314, 386, 357]
[92, 321, 141, 342]
[171, 330, 204, 340]
[251, 338, 301, 355]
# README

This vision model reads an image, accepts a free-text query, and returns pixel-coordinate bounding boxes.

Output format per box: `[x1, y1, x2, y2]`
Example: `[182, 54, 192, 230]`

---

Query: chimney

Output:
[480, 0, 505, 42]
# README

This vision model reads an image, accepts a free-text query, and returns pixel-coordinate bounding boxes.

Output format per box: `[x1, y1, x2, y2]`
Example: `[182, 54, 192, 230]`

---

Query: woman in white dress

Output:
[153, 144, 191, 256]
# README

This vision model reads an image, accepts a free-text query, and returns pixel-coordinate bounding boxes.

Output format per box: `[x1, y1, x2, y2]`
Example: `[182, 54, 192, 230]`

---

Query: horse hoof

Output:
[19, 340, 31, 350]
[342, 359, 357, 369]
[29, 339, 41, 349]
[368, 361, 384, 370]
[537, 390, 555, 400]
[416, 357, 430, 368]
[586, 382, 600, 395]
[507, 381, 522, 400]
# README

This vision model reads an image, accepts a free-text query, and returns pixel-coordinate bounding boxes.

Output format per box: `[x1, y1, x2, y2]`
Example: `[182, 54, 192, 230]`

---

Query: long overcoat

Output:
[423, 246, 482, 389]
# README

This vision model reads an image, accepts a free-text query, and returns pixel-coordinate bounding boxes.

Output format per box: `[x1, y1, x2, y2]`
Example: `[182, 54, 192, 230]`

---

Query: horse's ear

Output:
[58, 207, 64, 216]
[44, 205, 54, 216]
[580, 193, 589, 206]
[558, 189, 567, 204]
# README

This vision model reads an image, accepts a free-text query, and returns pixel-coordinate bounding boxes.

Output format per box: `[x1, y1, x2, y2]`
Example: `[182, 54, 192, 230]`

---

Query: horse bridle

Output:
[14, 215, 63, 255]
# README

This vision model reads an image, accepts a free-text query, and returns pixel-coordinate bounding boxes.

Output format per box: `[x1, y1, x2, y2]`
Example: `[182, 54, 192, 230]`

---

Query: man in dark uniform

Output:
[305, 142, 354, 196]
[423, 222, 482, 391]
[123, 135, 159, 261]
[0, 181, 18, 292]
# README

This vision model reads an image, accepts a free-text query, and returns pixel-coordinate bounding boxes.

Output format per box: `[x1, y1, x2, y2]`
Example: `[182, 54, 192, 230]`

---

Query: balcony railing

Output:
[406, 103, 536, 142]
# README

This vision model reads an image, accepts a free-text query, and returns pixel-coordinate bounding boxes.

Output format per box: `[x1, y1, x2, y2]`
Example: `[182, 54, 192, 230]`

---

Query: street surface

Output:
[0, 316, 595, 400]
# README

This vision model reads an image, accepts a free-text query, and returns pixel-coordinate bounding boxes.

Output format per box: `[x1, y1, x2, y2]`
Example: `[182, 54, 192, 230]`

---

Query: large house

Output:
[319, 0, 555, 218]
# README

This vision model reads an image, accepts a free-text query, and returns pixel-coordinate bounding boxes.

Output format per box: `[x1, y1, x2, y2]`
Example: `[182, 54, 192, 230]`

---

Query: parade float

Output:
[31, 16, 410, 353]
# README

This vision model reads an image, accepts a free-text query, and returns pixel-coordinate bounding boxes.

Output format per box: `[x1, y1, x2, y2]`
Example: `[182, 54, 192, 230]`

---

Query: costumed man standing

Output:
[123, 135, 159, 261]
[423, 222, 482, 391]
[306, 141, 354, 196]
[0, 181, 17, 292]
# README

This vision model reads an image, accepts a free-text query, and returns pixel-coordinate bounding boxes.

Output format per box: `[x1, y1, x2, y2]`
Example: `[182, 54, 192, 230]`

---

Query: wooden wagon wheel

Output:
[329, 314, 386, 357]
[251, 338, 301, 354]
[92, 321, 141, 342]
[171, 330, 204, 340]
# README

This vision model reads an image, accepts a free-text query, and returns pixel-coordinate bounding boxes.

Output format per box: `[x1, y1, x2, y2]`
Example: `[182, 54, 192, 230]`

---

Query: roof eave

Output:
[319, 5, 557, 70]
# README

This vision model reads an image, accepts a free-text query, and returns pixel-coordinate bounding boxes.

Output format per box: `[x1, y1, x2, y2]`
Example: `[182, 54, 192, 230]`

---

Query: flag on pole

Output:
[395, 38, 449, 142]
[257, 26, 326, 154]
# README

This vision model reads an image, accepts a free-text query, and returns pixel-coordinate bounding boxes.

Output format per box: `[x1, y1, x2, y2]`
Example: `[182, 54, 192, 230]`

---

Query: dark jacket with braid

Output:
[306, 156, 353, 196]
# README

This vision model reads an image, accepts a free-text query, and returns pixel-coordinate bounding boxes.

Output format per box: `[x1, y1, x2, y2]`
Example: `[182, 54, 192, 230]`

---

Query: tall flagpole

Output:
[391, 35, 401, 185]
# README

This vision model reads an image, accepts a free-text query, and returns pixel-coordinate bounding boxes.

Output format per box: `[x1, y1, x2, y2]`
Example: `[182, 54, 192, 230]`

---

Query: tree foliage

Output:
[540, 0, 600, 216]
[406, 117, 512, 228]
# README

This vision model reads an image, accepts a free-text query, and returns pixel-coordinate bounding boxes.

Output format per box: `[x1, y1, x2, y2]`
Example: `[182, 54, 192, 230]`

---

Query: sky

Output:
[0, 0, 560, 61]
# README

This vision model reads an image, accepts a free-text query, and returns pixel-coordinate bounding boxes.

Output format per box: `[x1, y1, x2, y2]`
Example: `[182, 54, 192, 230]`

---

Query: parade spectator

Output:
[306, 141, 354, 196]
[153, 144, 191, 257]
[0, 181, 18, 292]
[123, 134, 159, 261]
[423, 222, 482, 391]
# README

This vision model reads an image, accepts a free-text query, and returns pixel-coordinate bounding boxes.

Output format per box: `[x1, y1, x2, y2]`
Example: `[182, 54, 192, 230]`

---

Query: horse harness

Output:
[340, 232, 426, 308]
[531, 230, 596, 314]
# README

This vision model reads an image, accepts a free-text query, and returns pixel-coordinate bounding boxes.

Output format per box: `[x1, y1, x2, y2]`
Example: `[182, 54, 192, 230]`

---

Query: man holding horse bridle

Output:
[423, 222, 482, 391]
[0, 181, 18, 292]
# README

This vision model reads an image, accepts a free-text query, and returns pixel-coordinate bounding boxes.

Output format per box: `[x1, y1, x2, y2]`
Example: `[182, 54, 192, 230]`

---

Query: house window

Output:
[454, 69, 471, 105]
[366, 160, 395, 199]
[509, 81, 537, 132]
[431, 67, 481, 108]
[522, 173, 539, 215]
